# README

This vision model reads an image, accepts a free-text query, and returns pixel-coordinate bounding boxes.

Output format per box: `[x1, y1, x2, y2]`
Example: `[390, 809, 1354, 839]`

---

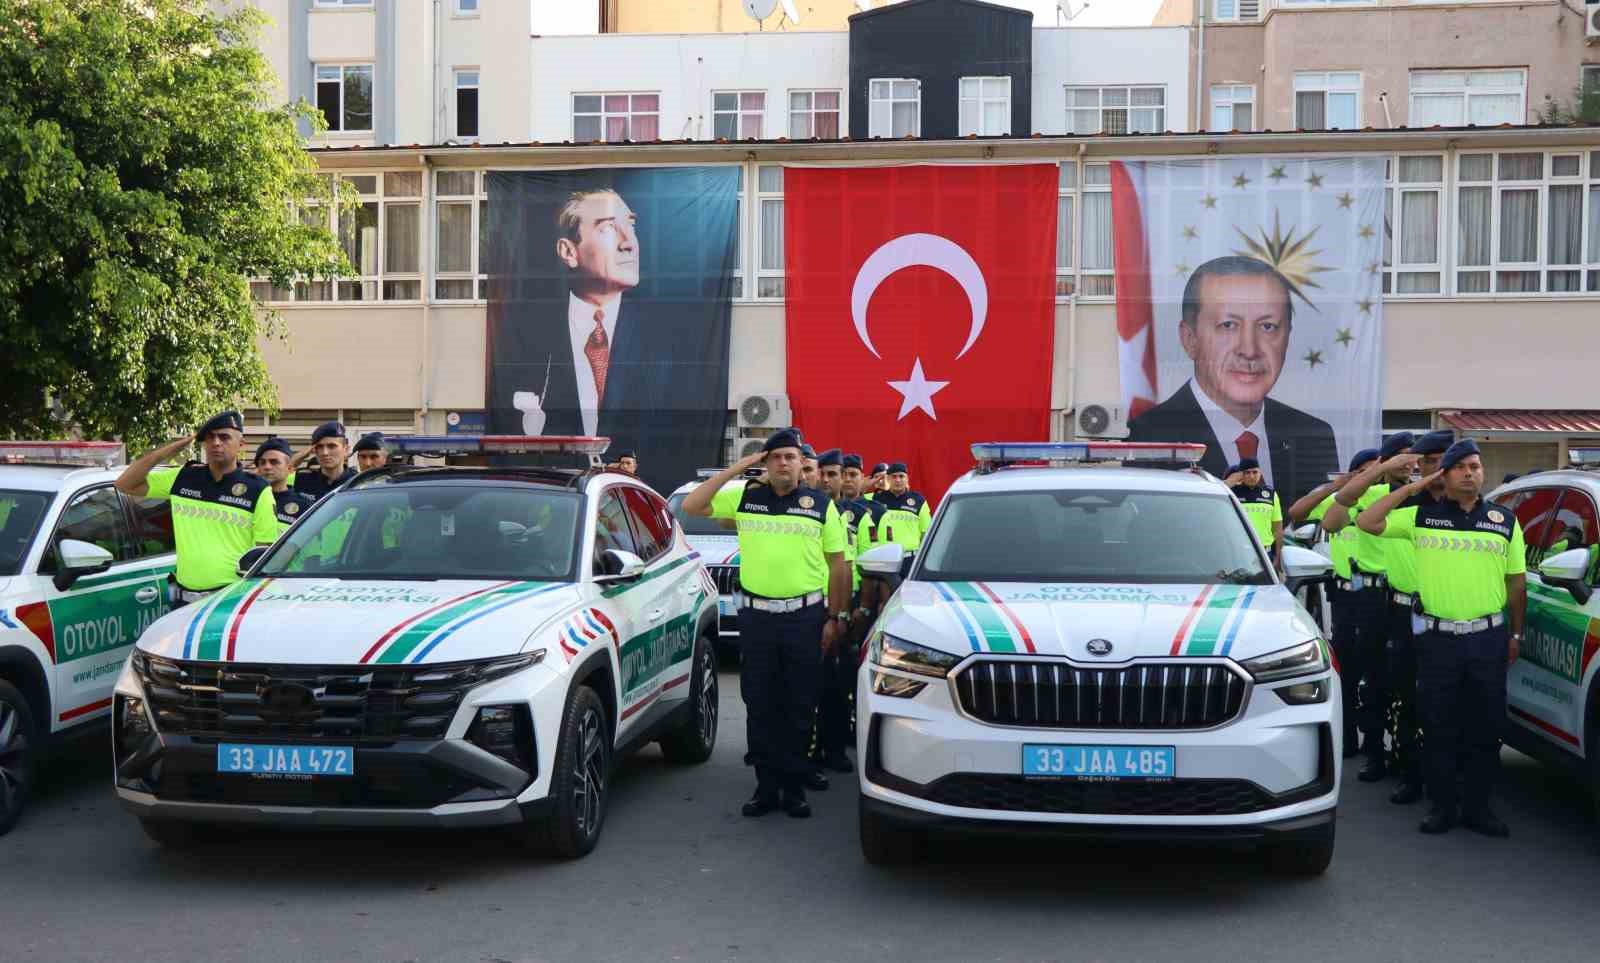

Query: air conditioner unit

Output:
[736, 436, 768, 459]
[736, 393, 790, 429]
[1070, 402, 1131, 440]
[1588, 2, 1600, 42]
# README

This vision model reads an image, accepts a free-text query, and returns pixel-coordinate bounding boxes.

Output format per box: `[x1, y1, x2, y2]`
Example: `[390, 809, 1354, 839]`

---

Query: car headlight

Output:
[869, 632, 962, 679]
[1273, 680, 1330, 705]
[1241, 639, 1329, 683]
[411, 651, 545, 687]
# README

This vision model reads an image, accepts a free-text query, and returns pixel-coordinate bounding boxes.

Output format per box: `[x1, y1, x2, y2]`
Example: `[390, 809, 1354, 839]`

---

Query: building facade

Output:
[243, 0, 1600, 483]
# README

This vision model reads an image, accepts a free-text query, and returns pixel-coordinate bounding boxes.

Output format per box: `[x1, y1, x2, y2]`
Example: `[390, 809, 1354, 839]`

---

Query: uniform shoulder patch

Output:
[1486, 509, 1504, 524]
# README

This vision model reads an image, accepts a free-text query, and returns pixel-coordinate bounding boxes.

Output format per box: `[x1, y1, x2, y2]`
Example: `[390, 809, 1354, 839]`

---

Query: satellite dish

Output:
[742, 0, 779, 18]
[780, 0, 802, 24]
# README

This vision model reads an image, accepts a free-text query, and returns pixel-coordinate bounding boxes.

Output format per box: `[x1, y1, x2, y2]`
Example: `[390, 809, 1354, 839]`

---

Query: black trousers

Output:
[1329, 587, 1363, 747]
[1353, 584, 1392, 754]
[1415, 624, 1509, 816]
[738, 603, 824, 795]
[1385, 599, 1422, 780]
[815, 595, 871, 758]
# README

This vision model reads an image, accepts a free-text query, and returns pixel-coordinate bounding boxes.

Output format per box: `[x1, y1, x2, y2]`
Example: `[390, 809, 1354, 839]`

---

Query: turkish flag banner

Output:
[785, 164, 1058, 504]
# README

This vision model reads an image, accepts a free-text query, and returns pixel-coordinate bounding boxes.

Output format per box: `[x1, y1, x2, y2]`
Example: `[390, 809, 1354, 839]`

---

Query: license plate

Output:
[1022, 744, 1174, 780]
[216, 743, 354, 777]
[718, 597, 737, 617]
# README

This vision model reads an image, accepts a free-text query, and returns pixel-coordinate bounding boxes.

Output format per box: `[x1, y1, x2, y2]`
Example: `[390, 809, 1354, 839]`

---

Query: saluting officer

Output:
[353, 432, 388, 472]
[877, 462, 932, 578]
[1290, 448, 1379, 758]
[114, 412, 278, 606]
[865, 463, 889, 502]
[293, 421, 356, 500]
[1358, 439, 1524, 838]
[683, 429, 849, 819]
[253, 437, 317, 536]
[1230, 457, 1284, 571]
[1320, 431, 1416, 782]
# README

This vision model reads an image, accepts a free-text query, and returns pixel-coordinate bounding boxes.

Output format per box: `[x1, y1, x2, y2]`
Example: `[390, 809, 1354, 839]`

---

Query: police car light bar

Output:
[0, 441, 127, 469]
[1568, 448, 1600, 469]
[696, 467, 766, 479]
[388, 435, 612, 460]
[971, 442, 1207, 472]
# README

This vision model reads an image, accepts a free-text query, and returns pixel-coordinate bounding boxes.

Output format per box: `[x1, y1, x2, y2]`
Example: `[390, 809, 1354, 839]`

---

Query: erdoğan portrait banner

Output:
[784, 164, 1059, 504]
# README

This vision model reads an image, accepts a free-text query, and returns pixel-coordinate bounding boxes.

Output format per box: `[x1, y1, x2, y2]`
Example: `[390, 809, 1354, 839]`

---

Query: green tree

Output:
[1536, 82, 1600, 125]
[0, 0, 345, 449]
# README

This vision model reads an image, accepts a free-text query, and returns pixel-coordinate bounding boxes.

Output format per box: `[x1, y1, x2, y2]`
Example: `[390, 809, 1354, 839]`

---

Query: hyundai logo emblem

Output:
[258, 683, 319, 721]
[1085, 639, 1114, 657]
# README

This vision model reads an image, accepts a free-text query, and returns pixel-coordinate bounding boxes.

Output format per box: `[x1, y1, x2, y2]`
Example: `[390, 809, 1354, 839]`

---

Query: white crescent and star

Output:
[849, 233, 987, 421]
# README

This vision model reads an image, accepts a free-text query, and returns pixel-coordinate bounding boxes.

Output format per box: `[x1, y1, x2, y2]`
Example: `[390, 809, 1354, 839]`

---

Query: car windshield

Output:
[666, 491, 735, 537]
[257, 486, 581, 581]
[919, 488, 1271, 584]
[0, 490, 50, 576]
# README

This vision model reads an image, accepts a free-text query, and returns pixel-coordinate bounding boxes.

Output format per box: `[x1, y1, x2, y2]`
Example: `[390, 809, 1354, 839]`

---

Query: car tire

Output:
[139, 819, 212, 849]
[0, 680, 38, 837]
[659, 633, 718, 765]
[1264, 816, 1336, 877]
[525, 684, 610, 859]
[859, 794, 921, 866]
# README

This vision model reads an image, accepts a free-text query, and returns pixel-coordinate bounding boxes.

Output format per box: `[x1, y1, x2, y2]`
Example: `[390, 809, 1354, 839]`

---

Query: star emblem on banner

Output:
[1335, 327, 1355, 346]
[887, 358, 950, 421]
[1337, 192, 1355, 209]
[1358, 224, 1375, 239]
[1233, 172, 1252, 189]
[1201, 194, 1218, 209]
[1367, 262, 1382, 275]
[1305, 171, 1324, 190]
[1175, 261, 1192, 276]
[1182, 225, 1198, 241]
[1268, 165, 1288, 182]
[1303, 349, 1325, 369]
[1357, 298, 1374, 315]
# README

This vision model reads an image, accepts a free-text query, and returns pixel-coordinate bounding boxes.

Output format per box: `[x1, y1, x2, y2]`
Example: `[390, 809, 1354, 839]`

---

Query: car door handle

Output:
[646, 608, 666, 622]
[134, 586, 159, 604]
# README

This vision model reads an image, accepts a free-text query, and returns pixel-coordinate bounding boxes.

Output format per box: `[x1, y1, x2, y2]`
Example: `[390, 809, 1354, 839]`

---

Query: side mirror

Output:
[1537, 547, 1593, 605]
[1288, 522, 1320, 544]
[1280, 545, 1334, 582]
[53, 538, 114, 591]
[237, 546, 269, 577]
[857, 543, 905, 577]
[595, 549, 646, 582]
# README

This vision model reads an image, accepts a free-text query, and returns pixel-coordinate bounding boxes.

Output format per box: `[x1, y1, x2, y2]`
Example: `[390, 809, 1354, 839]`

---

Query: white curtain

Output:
[436, 202, 472, 273]
[760, 198, 784, 271]
[1498, 189, 1538, 263]
[1082, 193, 1113, 272]
[1400, 191, 1439, 265]
[1457, 186, 1491, 266]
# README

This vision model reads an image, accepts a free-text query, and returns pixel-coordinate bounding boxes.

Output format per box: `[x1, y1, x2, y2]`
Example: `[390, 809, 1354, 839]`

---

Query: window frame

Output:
[754, 164, 785, 300]
[252, 170, 422, 304]
[125, 495, 176, 561]
[453, 0, 480, 15]
[1209, 84, 1255, 133]
[313, 0, 373, 7]
[433, 169, 489, 303]
[1408, 68, 1527, 129]
[571, 91, 661, 144]
[453, 68, 480, 141]
[592, 487, 643, 574]
[712, 90, 766, 141]
[1382, 153, 1446, 297]
[620, 487, 672, 563]
[787, 88, 841, 140]
[1293, 71, 1362, 131]
[1056, 161, 1078, 299]
[1065, 85, 1167, 136]
[1212, 0, 1261, 21]
[958, 76, 1012, 137]
[313, 62, 374, 134]
[1452, 149, 1600, 296]
[868, 78, 921, 138]
[39, 484, 135, 575]
[1078, 161, 1116, 299]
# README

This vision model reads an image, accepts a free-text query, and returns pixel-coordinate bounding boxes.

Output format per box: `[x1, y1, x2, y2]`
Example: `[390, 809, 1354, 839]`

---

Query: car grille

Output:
[706, 564, 739, 596]
[953, 659, 1248, 730]
[134, 656, 477, 742]
[922, 774, 1274, 816]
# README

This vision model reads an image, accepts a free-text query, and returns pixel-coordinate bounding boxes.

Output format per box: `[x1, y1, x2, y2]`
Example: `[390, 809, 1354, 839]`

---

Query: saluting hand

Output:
[735, 451, 766, 472]
[1413, 469, 1443, 493]
[1382, 453, 1422, 475]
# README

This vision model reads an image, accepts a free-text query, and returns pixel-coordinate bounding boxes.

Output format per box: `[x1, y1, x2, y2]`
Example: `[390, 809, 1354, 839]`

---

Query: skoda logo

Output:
[1085, 639, 1114, 657]
[258, 683, 319, 721]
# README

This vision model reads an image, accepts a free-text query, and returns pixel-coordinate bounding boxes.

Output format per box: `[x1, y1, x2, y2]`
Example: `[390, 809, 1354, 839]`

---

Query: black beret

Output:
[310, 420, 346, 444]
[1236, 458, 1260, 472]
[197, 411, 243, 437]
[254, 436, 293, 462]
[1348, 447, 1380, 472]
[616, 449, 637, 460]
[1410, 429, 1454, 456]
[800, 444, 817, 460]
[817, 448, 843, 468]
[842, 453, 864, 471]
[1225, 463, 1239, 476]
[1379, 431, 1417, 460]
[1440, 439, 1481, 472]
[352, 432, 386, 454]
[871, 463, 889, 475]
[763, 428, 803, 454]
[887, 462, 908, 474]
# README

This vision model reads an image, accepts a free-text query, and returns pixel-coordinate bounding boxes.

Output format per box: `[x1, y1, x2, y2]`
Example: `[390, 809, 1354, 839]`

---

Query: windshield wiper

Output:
[1214, 568, 1262, 584]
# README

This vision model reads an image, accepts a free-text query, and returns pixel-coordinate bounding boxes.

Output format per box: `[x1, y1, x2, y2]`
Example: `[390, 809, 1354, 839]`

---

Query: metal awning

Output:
[1440, 410, 1600, 436]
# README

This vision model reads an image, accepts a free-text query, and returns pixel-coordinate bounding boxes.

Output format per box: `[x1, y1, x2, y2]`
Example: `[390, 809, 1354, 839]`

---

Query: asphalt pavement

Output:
[2, 668, 1596, 963]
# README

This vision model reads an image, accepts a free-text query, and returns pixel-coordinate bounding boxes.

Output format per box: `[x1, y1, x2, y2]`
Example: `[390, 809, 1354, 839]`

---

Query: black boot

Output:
[781, 789, 812, 818]
[822, 750, 854, 774]
[1461, 807, 1509, 838]
[1357, 752, 1386, 782]
[803, 770, 830, 792]
[742, 789, 780, 818]
[1418, 804, 1456, 834]
[1389, 779, 1424, 805]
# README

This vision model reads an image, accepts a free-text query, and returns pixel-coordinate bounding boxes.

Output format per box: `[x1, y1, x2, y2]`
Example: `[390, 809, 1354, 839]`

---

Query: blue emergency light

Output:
[971, 441, 1207, 473]
[386, 435, 612, 465]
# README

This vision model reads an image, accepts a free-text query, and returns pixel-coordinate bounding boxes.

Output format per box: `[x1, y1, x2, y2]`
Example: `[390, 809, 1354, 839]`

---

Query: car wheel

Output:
[659, 634, 718, 765]
[859, 794, 921, 866]
[1264, 816, 1336, 877]
[139, 819, 213, 849]
[0, 680, 38, 837]
[527, 685, 610, 859]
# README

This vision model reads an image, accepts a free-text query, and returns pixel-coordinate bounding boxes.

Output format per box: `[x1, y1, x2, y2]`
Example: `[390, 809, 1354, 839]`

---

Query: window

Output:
[128, 497, 176, 559]
[713, 91, 765, 140]
[1382, 155, 1445, 295]
[1210, 85, 1254, 132]
[1586, 65, 1600, 96]
[1080, 163, 1115, 297]
[667, 492, 731, 537]
[1410, 69, 1525, 128]
[0, 491, 49, 576]
[959, 76, 1011, 136]
[1279, 0, 1375, 5]
[42, 487, 131, 573]
[730, 166, 744, 298]
[869, 79, 920, 138]
[455, 0, 479, 14]
[1066, 85, 1166, 135]
[788, 89, 840, 139]
[1212, 0, 1260, 21]
[622, 489, 672, 562]
[454, 69, 479, 139]
[1056, 162, 1076, 297]
[593, 491, 640, 570]
[314, 0, 372, 7]
[1294, 71, 1360, 130]
[1504, 488, 1565, 571]
[756, 165, 784, 299]
[572, 93, 660, 143]
[314, 64, 373, 133]
[1455, 151, 1600, 294]
[435, 169, 488, 301]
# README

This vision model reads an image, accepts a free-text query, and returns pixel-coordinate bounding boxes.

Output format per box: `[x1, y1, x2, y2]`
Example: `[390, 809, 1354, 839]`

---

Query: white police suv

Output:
[667, 470, 758, 660]
[856, 443, 1341, 875]
[1489, 450, 1600, 818]
[0, 442, 176, 836]
[113, 437, 719, 858]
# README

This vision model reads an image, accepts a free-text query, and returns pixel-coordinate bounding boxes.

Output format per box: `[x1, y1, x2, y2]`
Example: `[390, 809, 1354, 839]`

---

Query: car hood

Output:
[685, 534, 739, 565]
[879, 581, 1319, 662]
[135, 577, 580, 665]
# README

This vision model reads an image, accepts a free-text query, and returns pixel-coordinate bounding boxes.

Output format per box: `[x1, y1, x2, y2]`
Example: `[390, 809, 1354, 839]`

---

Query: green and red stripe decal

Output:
[1169, 585, 1255, 656]
[931, 581, 1036, 653]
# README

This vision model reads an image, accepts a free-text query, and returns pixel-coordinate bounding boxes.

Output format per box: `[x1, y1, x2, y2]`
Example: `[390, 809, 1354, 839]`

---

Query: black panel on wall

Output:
[848, 0, 1034, 141]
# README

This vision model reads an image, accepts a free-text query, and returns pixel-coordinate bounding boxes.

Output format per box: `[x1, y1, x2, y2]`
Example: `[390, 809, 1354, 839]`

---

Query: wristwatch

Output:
[833, 612, 850, 625]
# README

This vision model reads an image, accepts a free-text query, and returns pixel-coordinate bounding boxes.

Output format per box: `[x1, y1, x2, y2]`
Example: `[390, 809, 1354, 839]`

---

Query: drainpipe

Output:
[432, 0, 442, 144]
[420, 154, 433, 428]
[1194, 1, 1205, 131]
[1063, 141, 1086, 439]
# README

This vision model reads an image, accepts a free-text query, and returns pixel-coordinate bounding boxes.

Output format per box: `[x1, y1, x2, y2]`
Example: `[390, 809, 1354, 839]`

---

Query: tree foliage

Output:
[1536, 83, 1600, 126]
[0, 0, 345, 448]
